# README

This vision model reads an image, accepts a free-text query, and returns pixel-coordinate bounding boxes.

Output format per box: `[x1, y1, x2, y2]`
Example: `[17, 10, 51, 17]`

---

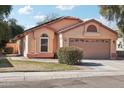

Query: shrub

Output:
[57, 46, 83, 65]
[4, 47, 13, 54]
[54, 52, 58, 59]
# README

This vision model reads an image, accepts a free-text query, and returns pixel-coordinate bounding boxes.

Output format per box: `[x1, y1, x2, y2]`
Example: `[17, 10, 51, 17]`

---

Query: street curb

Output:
[1, 71, 124, 82]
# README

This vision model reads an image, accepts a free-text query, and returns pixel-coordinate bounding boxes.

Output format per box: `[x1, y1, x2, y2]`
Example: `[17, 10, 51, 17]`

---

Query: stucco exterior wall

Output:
[22, 36, 27, 57]
[26, 27, 56, 57]
[62, 21, 117, 59]
[63, 22, 117, 39]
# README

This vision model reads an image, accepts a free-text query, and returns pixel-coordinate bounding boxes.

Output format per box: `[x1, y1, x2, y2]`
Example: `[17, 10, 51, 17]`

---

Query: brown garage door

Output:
[69, 38, 110, 59]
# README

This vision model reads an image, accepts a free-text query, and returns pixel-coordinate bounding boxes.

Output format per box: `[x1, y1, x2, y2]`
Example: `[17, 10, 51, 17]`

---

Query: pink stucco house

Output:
[15, 16, 117, 59]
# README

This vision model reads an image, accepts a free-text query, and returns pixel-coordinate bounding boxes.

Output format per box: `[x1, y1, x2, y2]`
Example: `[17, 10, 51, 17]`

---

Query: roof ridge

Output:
[24, 16, 81, 32]
[24, 16, 63, 31]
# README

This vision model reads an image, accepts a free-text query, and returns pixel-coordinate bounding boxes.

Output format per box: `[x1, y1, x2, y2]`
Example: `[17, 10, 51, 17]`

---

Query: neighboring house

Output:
[117, 38, 124, 51]
[15, 16, 117, 59]
[116, 30, 124, 51]
[5, 43, 19, 54]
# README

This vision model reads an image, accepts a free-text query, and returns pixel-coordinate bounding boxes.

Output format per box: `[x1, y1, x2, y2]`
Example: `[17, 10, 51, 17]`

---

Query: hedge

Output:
[57, 46, 83, 65]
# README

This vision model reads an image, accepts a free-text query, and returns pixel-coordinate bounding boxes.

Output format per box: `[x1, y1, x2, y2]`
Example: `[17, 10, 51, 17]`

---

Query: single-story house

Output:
[15, 16, 118, 59]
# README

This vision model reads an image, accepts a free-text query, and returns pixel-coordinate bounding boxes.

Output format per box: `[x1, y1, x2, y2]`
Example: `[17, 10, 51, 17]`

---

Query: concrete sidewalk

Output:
[1, 71, 124, 82]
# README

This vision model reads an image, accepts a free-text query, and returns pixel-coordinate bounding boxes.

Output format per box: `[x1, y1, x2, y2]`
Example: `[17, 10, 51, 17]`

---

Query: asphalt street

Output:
[1, 75, 124, 88]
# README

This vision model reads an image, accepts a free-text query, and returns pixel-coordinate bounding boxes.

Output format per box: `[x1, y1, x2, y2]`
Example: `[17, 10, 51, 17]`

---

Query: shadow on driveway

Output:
[76, 62, 103, 67]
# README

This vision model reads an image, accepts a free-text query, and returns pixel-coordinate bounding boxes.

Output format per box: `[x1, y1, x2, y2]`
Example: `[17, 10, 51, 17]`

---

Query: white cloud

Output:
[56, 5, 75, 10]
[33, 15, 47, 21]
[18, 5, 33, 15]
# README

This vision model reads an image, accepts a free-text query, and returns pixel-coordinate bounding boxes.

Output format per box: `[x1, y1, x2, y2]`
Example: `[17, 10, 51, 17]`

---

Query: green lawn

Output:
[0, 58, 80, 72]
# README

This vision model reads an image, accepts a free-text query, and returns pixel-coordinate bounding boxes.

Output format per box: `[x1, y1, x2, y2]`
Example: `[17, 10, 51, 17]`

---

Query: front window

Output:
[41, 34, 48, 52]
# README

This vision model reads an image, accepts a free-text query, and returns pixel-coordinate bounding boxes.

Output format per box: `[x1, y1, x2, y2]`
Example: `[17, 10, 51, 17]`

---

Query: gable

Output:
[84, 21, 117, 39]
[60, 19, 117, 35]
[26, 27, 56, 53]
[62, 20, 117, 39]
[15, 26, 56, 40]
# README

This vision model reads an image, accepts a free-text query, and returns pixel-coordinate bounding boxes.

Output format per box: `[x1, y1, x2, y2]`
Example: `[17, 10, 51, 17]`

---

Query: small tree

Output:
[0, 6, 24, 52]
[0, 5, 12, 20]
[0, 5, 12, 51]
[0, 21, 11, 50]
[37, 13, 59, 25]
[99, 5, 124, 35]
[8, 18, 24, 39]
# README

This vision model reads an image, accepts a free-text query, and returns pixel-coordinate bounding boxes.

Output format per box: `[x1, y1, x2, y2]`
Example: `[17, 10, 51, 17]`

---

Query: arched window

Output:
[41, 34, 48, 52]
[87, 25, 97, 32]
[41, 34, 48, 37]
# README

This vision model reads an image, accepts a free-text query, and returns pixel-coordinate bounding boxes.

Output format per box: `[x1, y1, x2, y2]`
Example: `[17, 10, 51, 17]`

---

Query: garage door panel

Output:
[69, 38, 110, 59]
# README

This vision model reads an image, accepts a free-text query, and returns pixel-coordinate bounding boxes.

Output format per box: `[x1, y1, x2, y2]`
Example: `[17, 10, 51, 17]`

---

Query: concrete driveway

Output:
[75, 59, 124, 72]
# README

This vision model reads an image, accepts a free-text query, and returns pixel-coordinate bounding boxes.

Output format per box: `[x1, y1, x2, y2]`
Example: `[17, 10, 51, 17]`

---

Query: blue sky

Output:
[9, 5, 117, 30]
